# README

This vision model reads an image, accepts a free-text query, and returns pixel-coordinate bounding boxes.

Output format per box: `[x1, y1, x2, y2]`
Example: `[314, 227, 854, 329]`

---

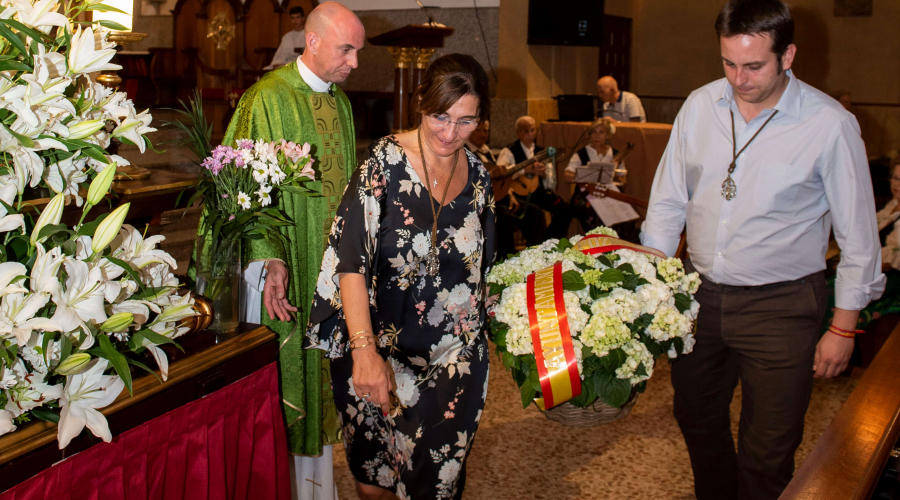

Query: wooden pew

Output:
[780, 323, 900, 499]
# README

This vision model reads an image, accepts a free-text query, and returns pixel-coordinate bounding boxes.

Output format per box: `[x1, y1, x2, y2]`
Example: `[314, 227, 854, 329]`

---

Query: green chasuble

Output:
[223, 62, 355, 455]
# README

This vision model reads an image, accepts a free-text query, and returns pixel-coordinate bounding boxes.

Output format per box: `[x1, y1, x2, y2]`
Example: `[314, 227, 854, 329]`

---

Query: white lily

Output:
[30, 243, 65, 295]
[4, 360, 63, 417]
[150, 292, 195, 325]
[111, 110, 155, 153]
[66, 118, 105, 140]
[44, 155, 88, 205]
[0, 410, 15, 437]
[0, 291, 61, 346]
[13, 0, 67, 33]
[111, 298, 158, 326]
[57, 358, 124, 449]
[49, 259, 107, 340]
[144, 320, 189, 381]
[0, 181, 22, 233]
[67, 26, 121, 76]
[31, 192, 64, 245]
[111, 224, 177, 270]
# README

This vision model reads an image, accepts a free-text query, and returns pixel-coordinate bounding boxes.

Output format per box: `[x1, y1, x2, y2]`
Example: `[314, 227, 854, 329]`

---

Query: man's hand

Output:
[564, 170, 576, 183]
[813, 333, 854, 378]
[508, 195, 520, 212]
[264, 260, 298, 321]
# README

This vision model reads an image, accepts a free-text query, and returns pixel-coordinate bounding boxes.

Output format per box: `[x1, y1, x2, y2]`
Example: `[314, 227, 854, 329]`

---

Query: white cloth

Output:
[240, 269, 339, 500]
[497, 141, 557, 191]
[876, 199, 900, 270]
[267, 30, 305, 70]
[565, 144, 618, 172]
[641, 69, 885, 310]
[296, 57, 333, 93]
[602, 91, 646, 122]
[241, 52, 339, 500]
[566, 145, 638, 225]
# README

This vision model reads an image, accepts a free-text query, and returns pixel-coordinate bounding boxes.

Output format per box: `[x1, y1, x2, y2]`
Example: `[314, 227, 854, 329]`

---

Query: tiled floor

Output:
[333, 343, 857, 499]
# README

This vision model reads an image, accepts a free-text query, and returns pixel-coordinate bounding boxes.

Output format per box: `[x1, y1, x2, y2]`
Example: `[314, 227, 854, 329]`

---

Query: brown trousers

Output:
[672, 261, 826, 500]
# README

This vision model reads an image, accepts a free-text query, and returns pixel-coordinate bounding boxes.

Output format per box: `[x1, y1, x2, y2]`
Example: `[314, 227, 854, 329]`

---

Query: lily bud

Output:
[67, 119, 105, 140]
[31, 193, 66, 245]
[100, 312, 133, 333]
[86, 162, 117, 207]
[55, 353, 92, 376]
[91, 202, 129, 254]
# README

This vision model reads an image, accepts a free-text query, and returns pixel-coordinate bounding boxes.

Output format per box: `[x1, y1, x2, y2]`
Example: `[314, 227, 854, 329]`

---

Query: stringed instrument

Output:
[485, 146, 561, 199]
[574, 142, 635, 187]
[580, 144, 643, 206]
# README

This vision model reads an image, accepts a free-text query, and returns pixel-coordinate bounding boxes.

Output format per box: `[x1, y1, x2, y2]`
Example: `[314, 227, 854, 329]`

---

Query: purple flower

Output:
[228, 215, 235, 221]
[201, 157, 223, 175]
[235, 157, 245, 168]
[222, 193, 228, 199]
[236, 139, 254, 150]
[212, 145, 233, 162]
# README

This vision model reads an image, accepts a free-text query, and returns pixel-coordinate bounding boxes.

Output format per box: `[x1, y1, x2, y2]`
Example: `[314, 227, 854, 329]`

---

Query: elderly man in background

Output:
[228, 2, 365, 499]
[597, 75, 647, 122]
[266, 6, 307, 70]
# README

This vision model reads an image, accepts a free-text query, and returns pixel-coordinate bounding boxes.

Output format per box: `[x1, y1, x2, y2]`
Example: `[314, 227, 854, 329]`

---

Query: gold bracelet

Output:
[348, 329, 373, 342]
[350, 339, 375, 350]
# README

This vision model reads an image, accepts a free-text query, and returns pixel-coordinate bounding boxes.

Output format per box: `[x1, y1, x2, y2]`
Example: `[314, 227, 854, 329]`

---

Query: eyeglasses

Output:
[427, 114, 479, 132]
[891, 176, 900, 183]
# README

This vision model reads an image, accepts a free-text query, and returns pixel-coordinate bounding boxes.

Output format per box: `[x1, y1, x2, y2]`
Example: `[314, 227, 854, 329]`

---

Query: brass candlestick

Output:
[100, 31, 153, 181]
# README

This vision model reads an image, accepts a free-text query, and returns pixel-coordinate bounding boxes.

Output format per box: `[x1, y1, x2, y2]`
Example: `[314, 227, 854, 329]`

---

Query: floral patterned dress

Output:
[305, 136, 497, 499]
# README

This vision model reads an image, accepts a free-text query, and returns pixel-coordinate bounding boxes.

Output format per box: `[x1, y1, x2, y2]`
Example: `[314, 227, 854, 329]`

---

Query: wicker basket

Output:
[540, 392, 639, 427]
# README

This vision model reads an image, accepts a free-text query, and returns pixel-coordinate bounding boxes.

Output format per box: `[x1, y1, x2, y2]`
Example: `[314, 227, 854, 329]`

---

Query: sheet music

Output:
[575, 162, 615, 184]
[587, 184, 640, 227]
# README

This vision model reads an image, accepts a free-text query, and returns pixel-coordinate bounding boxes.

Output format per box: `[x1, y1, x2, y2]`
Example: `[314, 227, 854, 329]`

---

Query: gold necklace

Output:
[417, 128, 460, 277]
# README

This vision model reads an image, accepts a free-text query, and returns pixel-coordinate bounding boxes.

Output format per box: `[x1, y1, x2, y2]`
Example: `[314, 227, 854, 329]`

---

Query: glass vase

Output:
[194, 235, 241, 332]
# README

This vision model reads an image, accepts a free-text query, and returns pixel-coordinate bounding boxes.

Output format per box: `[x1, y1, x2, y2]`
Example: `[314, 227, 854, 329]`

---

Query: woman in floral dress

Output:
[305, 54, 497, 500]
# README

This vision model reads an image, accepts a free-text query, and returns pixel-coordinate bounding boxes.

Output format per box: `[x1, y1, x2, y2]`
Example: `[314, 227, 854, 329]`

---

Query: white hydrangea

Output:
[617, 340, 654, 385]
[616, 249, 659, 282]
[668, 332, 697, 359]
[591, 288, 642, 324]
[657, 257, 685, 284]
[585, 226, 619, 238]
[635, 280, 673, 316]
[578, 312, 632, 357]
[646, 304, 692, 342]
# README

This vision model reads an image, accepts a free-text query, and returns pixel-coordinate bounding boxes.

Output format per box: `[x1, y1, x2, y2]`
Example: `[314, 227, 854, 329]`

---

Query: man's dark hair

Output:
[289, 6, 304, 16]
[715, 0, 794, 59]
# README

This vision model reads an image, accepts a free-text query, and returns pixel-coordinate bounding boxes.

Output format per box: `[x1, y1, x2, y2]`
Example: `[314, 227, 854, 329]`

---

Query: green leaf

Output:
[600, 348, 627, 372]
[673, 293, 692, 314]
[76, 212, 109, 236]
[554, 238, 573, 252]
[30, 408, 60, 423]
[140, 329, 182, 351]
[4, 124, 34, 148]
[600, 268, 625, 283]
[519, 381, 536, 409]
[492, 328, 508, 347]
[126, 357, 163, 384]
[528, 365, 542, 392]
[616, 263, 635, 275]
[0, 60, 31, 72]
[0, 19, 54, 44]
[488, 282, 505, 297]
[97, 20, 128, 31]
[0, 21, 28, 57]
[36, 223, 70, 242]
[105, 255, 143, 287]
[597, 255, 612, 267]
[87, 3, 127, 13]
[500, 350, 516, 371]
[97, 334, 133, 395]
[596, 372, 632, 408]
[561, 270, 586, 291]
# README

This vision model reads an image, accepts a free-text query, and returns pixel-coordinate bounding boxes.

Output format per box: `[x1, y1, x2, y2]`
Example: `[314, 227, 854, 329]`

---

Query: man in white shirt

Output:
[641, 1, 884, 499]
[597, 76, 646, 122]
[266, 6, 306, 70]
[496, 116, 571, 239]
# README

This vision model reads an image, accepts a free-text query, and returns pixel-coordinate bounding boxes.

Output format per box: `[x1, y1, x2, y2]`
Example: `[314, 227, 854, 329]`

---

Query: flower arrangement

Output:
[487, 227, 700, 411]
[0, 0, 193, 447]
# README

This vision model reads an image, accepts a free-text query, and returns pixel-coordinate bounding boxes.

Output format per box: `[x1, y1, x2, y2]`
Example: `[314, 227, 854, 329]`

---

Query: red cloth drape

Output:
[1, 362, 290, 500]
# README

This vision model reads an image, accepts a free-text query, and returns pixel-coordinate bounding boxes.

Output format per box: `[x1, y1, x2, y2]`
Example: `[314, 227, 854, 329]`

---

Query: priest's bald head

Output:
[301, 1, 365, 83]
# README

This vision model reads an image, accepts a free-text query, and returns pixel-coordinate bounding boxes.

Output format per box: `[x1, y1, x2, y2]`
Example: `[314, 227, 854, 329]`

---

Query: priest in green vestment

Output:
[222, 1, 365, 475]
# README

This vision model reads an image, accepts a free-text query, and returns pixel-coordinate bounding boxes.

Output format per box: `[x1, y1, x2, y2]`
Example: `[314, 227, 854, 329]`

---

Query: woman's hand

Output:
[351, 345, 391, 415]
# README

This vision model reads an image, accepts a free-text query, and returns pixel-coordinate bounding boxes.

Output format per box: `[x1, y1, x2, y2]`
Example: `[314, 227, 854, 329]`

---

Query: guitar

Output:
[485, 147, 560, 199]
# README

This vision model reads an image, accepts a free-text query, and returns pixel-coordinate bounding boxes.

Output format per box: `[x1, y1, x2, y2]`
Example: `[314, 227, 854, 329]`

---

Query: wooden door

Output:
[598, 15, 632, 90]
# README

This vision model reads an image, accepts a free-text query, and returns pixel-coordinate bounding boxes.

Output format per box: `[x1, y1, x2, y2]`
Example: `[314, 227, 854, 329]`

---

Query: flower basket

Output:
[487, 228, 701, 423]
[541, 391, 639, 427]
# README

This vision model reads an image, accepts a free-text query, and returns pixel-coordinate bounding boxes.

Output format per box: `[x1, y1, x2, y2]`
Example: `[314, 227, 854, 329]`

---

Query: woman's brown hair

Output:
[412, 53, 490, 121]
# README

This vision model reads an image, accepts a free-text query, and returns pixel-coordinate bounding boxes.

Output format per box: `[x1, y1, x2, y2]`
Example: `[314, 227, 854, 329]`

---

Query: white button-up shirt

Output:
[641, 70, 884, 310]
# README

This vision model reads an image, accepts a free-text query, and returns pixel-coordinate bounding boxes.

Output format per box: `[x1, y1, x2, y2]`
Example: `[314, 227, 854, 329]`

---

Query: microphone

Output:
[413, 0, 445, 27]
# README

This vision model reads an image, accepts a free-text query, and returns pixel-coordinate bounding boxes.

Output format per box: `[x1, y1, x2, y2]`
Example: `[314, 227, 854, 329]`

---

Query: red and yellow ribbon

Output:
[526, 262, 582, 410]
[524, 236, 665, 409]
[573, 234, 667, 259]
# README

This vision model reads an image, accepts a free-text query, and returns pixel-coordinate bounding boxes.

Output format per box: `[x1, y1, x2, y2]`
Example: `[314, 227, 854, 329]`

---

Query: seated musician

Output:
[466, 120, 545, 258]
[563, 118, 640, 242]
[496, 116, 571, 240]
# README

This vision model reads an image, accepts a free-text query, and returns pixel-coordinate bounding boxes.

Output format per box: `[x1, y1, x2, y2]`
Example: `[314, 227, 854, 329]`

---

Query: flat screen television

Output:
[527, 0, 605, 47]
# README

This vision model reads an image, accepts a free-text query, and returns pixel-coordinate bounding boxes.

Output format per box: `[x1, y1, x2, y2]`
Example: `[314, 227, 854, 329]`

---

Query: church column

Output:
[388, 46, 415, 133]
[410, 47, 436, 128]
